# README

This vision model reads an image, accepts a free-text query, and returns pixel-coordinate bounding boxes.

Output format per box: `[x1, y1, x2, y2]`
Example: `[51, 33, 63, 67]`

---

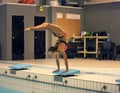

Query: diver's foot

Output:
[62, 70, 68, 73]
[53, 69, 60, 72]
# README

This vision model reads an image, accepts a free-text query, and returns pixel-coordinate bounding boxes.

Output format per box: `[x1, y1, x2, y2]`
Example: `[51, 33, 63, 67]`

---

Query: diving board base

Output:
[52, 69, 80, 76]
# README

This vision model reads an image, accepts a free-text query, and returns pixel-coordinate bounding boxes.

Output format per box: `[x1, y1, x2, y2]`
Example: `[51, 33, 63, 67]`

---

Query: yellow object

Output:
[40, 5, 44, 12]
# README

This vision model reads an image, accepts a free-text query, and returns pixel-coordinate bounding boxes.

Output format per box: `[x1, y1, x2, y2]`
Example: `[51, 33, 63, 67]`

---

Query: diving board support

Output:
[54, 75, 63, 82]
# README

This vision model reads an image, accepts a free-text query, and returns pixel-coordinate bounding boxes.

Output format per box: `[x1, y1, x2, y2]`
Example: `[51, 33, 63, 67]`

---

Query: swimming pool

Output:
[0, 68, 119, 93]
[0, 87, 24, 93]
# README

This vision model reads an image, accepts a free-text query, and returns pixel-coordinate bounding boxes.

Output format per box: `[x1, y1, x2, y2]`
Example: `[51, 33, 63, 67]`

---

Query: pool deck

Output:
[0, 58, 120, 84]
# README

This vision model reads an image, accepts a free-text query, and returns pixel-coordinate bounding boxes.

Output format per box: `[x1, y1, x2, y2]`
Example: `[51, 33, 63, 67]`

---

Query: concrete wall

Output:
[84, 2, 120, 44]
[7, 4, 36, 60]
[0, 3, 52, 60]
[0, 5, 7, 60]
[1, 0, 18, 3]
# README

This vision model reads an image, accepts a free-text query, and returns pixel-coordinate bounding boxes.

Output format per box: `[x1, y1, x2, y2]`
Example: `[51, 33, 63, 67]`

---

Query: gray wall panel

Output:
[0, 5, 7, 59]
[84, 2, 120, 44]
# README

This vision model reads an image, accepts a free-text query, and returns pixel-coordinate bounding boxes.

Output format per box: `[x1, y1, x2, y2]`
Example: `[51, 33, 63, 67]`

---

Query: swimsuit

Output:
[48, 32, 68, 52]
[53, 33, 64, 38]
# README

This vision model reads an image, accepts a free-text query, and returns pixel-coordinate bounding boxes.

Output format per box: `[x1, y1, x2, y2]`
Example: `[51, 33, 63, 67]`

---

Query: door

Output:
[12, 16, 24, 60]
[34, 16, 46, 59]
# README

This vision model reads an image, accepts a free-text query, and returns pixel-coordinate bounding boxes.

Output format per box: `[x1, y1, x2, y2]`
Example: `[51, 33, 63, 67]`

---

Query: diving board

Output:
[52, 69, 80, 76]
[115, 79, 120, 82]
[9, 64, 32, 70]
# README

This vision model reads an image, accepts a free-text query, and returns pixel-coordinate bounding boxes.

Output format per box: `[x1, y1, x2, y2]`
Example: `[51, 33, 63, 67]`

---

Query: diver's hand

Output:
[25, 27, 31, 31]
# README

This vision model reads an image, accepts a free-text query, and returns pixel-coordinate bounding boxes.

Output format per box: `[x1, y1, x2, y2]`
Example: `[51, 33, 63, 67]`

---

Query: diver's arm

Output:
[25, 23, 49, 31]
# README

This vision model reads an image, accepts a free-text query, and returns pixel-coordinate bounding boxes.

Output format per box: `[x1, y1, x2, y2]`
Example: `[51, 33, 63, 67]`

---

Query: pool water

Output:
[0, 87, 24, 93]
